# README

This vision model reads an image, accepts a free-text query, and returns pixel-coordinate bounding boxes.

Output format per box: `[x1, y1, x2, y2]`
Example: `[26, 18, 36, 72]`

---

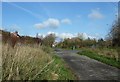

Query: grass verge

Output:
[39, 55, 76, 80]
[78, 49, 120, 69]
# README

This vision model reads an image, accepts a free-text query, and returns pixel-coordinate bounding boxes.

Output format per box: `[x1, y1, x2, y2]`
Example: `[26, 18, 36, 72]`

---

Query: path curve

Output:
[54, 49, 120, 80]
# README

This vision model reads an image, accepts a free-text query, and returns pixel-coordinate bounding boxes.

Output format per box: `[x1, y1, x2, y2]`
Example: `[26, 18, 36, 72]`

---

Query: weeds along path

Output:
[2, 44, 76, 80]
[55, 49, 120, 80]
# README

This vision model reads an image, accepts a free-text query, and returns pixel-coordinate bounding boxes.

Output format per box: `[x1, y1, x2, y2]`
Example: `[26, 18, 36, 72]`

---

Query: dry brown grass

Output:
[2, 44, 53, 80]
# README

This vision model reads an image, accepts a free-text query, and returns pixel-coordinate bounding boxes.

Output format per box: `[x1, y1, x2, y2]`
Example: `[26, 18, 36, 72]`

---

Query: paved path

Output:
[54, 49, 120, 80]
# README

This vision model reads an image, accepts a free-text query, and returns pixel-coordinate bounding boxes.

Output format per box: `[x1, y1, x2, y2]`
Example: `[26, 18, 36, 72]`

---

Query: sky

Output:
[2, 2, 118, 40]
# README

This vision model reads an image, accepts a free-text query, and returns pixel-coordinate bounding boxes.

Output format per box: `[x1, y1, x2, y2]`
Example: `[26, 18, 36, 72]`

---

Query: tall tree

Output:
[109, 18, 120, 47]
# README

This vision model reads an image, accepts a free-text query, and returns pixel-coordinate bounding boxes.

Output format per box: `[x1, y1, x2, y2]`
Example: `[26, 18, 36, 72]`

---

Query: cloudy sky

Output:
[2, 2, 118, 40]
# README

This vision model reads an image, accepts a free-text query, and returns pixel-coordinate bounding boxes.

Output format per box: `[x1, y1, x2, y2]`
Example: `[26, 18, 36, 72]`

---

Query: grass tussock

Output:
[2, 44, 76, 80]
[78, 48, 120, 69]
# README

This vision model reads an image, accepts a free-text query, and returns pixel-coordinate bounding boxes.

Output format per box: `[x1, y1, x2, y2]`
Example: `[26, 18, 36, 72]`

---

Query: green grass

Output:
[38, 55, 76, 80]
[2, 43, 76, 80]
[78, 49, 120, 69]
[53, 55, 76, 80]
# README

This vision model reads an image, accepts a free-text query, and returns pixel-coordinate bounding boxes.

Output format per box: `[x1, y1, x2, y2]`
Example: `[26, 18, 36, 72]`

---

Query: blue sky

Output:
[2, 2, 118, 39]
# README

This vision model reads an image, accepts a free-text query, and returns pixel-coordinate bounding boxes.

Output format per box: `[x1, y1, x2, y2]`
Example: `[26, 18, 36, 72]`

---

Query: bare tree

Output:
[109, 17, 120, 47]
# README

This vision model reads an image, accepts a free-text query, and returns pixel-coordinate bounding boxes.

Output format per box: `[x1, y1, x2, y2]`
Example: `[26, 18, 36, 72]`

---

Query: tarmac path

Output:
[55, 49, 120, 80]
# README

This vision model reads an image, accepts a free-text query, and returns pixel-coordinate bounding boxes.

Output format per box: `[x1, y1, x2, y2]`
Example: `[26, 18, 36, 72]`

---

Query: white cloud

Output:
[45, 31, 75, 39]
[58, 33, 75, 39]
[77, 33, 97, 40]
[88, 8, 104, 19]
[61, 18, 71, 24]
[47, 31, 56, 35]
[35, 18, 72, 29]
[45, 31, 99, 41]
[35, 18, 60, 29]
[17, 31, 102, 42]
